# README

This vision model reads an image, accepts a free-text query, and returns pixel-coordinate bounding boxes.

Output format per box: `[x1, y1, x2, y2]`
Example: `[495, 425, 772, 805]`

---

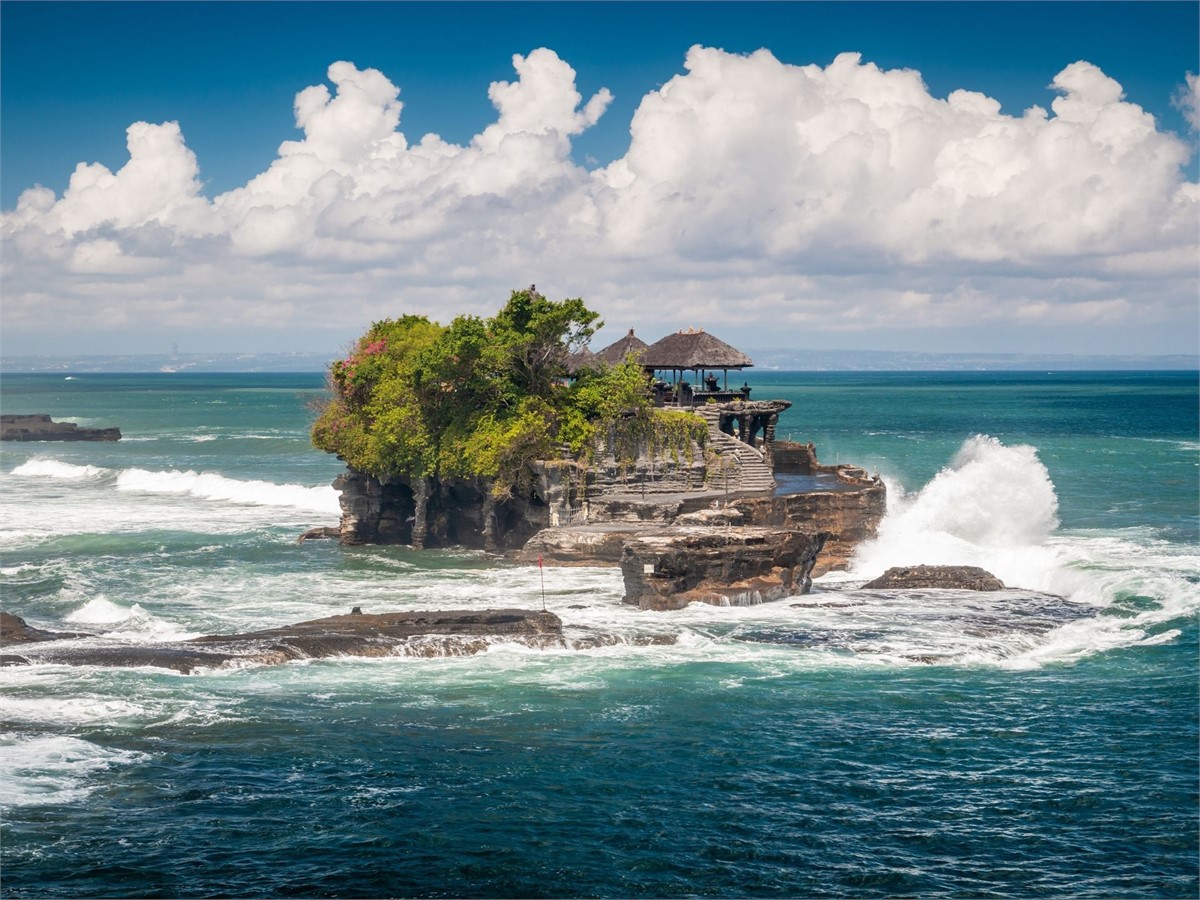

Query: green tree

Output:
[312, 288, 699, 489]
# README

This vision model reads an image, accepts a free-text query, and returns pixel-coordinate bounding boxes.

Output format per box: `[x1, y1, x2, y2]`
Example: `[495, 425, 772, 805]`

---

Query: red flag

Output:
[537, 554, 543, 568]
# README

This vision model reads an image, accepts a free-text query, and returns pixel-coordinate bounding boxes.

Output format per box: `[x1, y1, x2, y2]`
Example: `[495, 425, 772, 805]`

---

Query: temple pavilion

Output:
[639, 327, 754, 404]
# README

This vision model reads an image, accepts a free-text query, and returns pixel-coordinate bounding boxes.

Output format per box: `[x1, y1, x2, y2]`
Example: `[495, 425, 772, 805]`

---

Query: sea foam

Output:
[0, 734, 149, 808]
[847, 434, 1200, 665]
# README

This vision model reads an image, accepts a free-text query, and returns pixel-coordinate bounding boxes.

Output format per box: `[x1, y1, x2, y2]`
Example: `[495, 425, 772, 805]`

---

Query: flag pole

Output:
[538, 554, 546, 611]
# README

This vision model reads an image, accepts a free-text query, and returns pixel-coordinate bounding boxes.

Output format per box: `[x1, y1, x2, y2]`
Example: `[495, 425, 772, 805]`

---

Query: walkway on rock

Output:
[694, 406, 776, 494]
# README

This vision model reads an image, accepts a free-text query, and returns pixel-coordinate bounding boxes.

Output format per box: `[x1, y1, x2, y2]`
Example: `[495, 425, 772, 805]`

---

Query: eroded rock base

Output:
[620, 526, 828, 611]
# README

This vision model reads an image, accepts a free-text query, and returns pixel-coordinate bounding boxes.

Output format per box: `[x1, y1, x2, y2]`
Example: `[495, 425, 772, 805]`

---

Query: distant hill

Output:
[0, 348, 1194, 373]
[744, 348, 1197, 371]
[0, 352, 337, 373]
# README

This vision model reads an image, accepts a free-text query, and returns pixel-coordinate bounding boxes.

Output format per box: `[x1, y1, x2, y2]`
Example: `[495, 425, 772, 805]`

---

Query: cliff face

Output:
[731, 483, 886, 575]
[333, 469, 550, 551]
[619, 527, 828, 611]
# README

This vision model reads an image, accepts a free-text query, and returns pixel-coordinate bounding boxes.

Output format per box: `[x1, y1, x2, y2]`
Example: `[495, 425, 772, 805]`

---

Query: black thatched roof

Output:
[595, 329, 649, 365]
[640, 328, 753, 370]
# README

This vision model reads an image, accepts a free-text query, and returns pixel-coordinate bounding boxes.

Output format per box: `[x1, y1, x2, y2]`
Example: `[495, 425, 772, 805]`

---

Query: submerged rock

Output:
[862, 565, 1006, 591]
[297, 526, 341, 542]
[1, 608, 564, 674]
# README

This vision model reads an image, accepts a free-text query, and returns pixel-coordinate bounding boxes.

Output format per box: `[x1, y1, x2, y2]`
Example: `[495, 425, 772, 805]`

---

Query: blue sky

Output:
[2, 2, 1197, 358]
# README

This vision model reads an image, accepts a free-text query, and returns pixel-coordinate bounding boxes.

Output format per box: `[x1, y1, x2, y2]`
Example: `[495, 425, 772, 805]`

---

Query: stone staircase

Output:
[693, 407, 776, 494]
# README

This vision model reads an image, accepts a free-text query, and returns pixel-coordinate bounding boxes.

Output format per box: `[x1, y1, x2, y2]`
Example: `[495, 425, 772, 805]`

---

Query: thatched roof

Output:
[640, 328, 753, 370]
[595, 329, 649, 365]
[565, 347, 598, 375]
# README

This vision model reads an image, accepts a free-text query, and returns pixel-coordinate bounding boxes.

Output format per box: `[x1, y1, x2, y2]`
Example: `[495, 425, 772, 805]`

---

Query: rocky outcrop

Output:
[297, 526, 341, 542]
[620, 527, 827, 610]
[0, 611, 90, 644]
[517, 524, 641, 566]
[1, 414, 121, 442]
[333, 469, 549, 551]
[731, 480, 885, 575]
[1, 608, 565, 673]
[862, 565, 1006, 591]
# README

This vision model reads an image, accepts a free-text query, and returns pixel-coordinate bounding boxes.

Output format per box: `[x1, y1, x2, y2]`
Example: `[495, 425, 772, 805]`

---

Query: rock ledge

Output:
[1, 414, 121, 442]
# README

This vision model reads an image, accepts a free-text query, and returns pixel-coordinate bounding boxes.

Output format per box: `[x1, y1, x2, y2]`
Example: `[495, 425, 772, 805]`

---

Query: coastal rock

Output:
[297, 526, 341, 542]
[2, 608, 564, 674]
[731, 478, 885, 576]
[620, 526, 827, 611]
[1, 414, 121, 442]
[333, 469, 548, 551]
[862, 565, 1006, 591]
[674, 506, 745, 526]
[516, 523, 642, 566]
[0, 611, 91, 643]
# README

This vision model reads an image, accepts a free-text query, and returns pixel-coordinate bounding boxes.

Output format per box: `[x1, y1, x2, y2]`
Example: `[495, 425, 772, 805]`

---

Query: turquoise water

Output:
[1, 372, 1196, 897]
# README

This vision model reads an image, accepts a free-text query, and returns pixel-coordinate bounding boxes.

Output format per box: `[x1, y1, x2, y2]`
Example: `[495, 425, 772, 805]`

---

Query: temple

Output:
[583, 325, 791, 470]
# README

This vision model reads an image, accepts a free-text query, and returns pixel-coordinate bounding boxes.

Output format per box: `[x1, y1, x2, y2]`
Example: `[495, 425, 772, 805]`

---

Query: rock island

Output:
[311, 288, 885, 609]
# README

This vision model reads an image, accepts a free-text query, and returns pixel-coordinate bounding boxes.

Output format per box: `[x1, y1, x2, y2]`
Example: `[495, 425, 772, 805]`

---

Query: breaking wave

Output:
[115, 467, 339, 515]
[851, 435, 1060, 589]
[11, 460, 105, 480]
[8, 458, 338, 515]
[846, 434, 1199, 664]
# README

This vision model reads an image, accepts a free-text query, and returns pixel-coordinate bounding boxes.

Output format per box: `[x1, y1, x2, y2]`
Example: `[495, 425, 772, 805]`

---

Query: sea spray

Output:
[852, 435, 1061, 588]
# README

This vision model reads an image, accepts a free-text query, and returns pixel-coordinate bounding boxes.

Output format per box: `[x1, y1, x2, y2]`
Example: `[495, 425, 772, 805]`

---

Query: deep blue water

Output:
[1, 371, 1196, 898]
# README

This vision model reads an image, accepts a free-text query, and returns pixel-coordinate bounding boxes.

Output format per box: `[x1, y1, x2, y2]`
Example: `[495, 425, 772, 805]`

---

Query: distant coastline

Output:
[1, 349, 1195, 374]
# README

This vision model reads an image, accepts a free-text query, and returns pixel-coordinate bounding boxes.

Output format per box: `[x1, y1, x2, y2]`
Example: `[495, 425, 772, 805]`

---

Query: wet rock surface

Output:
[1, 414, 121, 442]
[0, 611, 91, 643]
[620, 526, 828, 611]
[0, 609, 565, 674]
[516, 524, 642, 566]
[862, 565, 1006, 591]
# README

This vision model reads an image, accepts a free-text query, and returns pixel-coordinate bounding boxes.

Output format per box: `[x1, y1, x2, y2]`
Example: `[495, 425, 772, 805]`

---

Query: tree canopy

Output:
[312, 288, 704, 498]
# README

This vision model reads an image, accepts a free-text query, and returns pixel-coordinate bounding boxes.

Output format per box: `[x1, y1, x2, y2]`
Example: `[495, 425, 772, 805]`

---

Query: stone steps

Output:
[694, 407, 775, 494]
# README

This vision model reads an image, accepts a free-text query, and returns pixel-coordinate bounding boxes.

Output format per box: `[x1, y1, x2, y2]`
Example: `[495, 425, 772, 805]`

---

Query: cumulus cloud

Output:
[594, 49, 1193, 270]
[2, 47, 1196, 355]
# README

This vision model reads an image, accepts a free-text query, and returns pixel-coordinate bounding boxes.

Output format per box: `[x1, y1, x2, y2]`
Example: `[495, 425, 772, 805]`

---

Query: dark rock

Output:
[1, 414, 120, 442]
[862, 565, 1006, 591]
[515, 523, 641, 566]
[297, 526, 341, 542]
[4, 608, 565, 673]
[620, 526, 827, 610]
[0, 611, 91, 643]
[731, 478, 886, 576]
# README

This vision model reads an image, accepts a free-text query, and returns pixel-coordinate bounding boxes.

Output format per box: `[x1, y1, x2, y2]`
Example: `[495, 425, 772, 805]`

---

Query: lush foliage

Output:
[313, 289, 704, 495]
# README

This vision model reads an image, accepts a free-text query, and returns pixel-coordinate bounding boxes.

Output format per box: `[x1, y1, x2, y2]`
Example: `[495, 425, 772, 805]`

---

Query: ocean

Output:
[1, 370, 1196, 898]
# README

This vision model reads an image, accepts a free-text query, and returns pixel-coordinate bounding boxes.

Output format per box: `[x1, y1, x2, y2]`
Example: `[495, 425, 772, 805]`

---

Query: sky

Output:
[2, 1, 1198, 359]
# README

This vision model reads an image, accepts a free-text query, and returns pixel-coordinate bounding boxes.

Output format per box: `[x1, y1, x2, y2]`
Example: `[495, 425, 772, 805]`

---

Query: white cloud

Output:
[1174, 71, 1200, 132]
[2, 47, 1196, 355]
[593, 49, 1193, 268]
